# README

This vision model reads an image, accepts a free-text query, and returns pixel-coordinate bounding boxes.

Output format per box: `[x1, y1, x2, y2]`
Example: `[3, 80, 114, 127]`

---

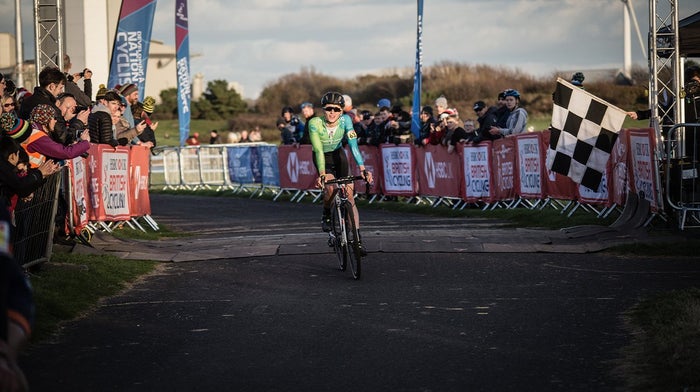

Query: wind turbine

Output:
[621, 0, 647, 82]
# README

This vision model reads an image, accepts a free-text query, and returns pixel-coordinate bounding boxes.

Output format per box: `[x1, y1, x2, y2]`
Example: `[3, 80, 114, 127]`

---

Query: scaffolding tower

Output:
[34, 0, 64, 81]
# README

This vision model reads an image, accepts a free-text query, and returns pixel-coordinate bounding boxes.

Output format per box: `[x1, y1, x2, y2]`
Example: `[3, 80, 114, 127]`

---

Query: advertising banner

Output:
[415, 144, 461, 198]
[128, 145, 152, 216]
[380, 144, 418, 196]
[68, 156, 90, 232]
[277, 145, 317, 190]
[462, 142, 493, 202]
[348, 145, 381, 195]
[175, 0, 191, 146]
[627, 128, 659, 212]
[491, 137, 516, 201]
[227, 146, 254, 184]
[87, 145, 131, 221]
[516, 133, 545, 199]
[259, 145, 280, 187]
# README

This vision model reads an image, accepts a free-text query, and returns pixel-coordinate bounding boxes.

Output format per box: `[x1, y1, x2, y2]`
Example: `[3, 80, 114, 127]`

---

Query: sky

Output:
[1, 0, 698, 99]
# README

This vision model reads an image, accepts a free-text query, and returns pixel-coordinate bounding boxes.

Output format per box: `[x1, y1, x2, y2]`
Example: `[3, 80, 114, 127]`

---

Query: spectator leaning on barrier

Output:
[490, 89, 528, 137]
[118, 83, 139, 128]
[416, 106, 436, 146]
[88, 91, 121, 147]
[297, 102, 316, 145]
[277, 106, 299, 145]
[0, 136, 59, 211]
[17, 66, 70, 145]
[494, 90, 510, 128]
[56, 92, 89, 145]
[20, 104, 90, 168]
[473, 100, 499, 142]
[131, 99, 157, 149]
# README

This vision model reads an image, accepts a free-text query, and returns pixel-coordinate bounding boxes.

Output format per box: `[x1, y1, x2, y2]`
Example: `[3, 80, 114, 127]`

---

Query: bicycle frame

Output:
[324, 175, 366, 279]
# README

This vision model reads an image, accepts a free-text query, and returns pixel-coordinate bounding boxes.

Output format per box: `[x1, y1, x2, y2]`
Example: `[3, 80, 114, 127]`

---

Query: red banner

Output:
[461, 142, 494, 202]
[348, 145, 382, 195]
[541, 129, 577, 200]
[379, 144, 418, 197]
[609, 128, 630, 206]
[277, 145, 318, 190]
[87, 145, 131, 221]
[68, 156, 90, 233]
[627, 128, 659, 212]
[515, 133, 546, 199]
[129, 145, 152, 216]
[415, 144, 461, 198]
[491, 137, 517, 201]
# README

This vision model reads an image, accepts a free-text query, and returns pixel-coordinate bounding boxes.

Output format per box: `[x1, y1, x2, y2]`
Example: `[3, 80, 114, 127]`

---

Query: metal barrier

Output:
[12, 169, 63, 269]
[665, 123, 700, 229]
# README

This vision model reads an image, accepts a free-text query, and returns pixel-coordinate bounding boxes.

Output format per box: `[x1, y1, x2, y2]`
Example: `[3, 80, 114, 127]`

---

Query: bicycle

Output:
[324, 175, 368, 280]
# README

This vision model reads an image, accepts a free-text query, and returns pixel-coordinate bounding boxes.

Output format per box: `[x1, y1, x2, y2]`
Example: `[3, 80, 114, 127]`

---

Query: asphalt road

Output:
[19, 194, 700, 391]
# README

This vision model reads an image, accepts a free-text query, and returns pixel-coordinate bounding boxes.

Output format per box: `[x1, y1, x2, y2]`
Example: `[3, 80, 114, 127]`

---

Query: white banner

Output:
[517, 135, 544, 198]
[102, 151, 131, 217]
[463, 144, 491, 200]
[382, 145, 414, 193]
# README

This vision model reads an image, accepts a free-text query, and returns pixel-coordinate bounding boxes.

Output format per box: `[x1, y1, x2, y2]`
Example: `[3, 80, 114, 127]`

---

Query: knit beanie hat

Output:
[435, 96, 448, 108]
[119, 83, 138, 97]
[142, 96, 156, 114]
[0, 112, 31, 143]
[96, 83, 108, 100]
[30, 104, 55, 128]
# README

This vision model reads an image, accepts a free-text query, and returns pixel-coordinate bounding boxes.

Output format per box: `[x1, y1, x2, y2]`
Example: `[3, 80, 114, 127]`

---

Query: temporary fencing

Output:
[664, 123, 700, 229]
[148, 129, 680, 230]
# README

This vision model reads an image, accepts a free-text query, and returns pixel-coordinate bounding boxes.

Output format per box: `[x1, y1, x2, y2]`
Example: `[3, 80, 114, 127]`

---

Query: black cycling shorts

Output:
[313, 148, 349, 178]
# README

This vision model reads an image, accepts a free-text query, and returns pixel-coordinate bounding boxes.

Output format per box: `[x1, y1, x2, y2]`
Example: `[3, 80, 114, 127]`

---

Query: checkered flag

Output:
[546, 78, 626, 190]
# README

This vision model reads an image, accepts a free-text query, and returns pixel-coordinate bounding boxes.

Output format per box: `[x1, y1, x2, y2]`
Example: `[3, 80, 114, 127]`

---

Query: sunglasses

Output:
[323, 106, 342, 113]
[3, 103, 15, 108]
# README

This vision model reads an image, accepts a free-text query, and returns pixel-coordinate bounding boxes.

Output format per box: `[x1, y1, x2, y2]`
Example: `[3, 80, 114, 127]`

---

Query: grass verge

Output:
[29, 253, 157, 343]
[614, 288, 700, 391]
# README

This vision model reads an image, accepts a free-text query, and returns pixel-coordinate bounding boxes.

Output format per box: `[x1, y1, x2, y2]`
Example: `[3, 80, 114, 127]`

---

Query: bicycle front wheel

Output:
[331, 202, 347, 271]
[344, 203, 361, 280]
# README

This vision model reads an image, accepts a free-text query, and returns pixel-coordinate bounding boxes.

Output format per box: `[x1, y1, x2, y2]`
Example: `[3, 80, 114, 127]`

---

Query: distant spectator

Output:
[416, 106, 436, 146]
[473, 100, 499, 142]
[342, 94, 353, 114]
[356, 110, 373, 145]
[62, 54, 93, 107]
[434, 95, 448, 117]
[17, 67, 68, 144]
[387, 105, 412, 144]
[21, 104, 90, 168]
[571, 72, 585, 89]
[55, 92, 89, 145]
[88, 91, 121, 147]
[494, 90, 509, 128]
[185, 133, 200, 146]
[1, 94, 17, 115]
[118, 83, 139, 128]
[277, 106, 299, 145]
[490, 89, 528, 137]
[298, 102, 316, 145]
[377, 98, 391, 110]
[131, 101, 157, 149]
[209, 130, 220, 144]
[248, 127, 262, 142]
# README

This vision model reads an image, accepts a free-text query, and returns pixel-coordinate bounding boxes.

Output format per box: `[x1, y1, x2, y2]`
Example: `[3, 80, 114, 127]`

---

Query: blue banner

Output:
[259, 145, 280, 187]
[410, 0, 424, 140]
[108, 0, 157, 100]
[176, 0, 191, 147]
[227, 147, 255, 184]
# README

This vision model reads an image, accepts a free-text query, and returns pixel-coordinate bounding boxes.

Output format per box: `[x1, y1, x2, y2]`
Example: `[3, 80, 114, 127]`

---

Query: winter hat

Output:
[435, 96, 448, 108]
[142, 96, 156, 114]
[1, 112, 31, 143]
[377, 98, 391, 109]
[30, 104, 55, 128]
[473, 101, 486, 112]
[571, 72, 585, 86]
[95, 84, 108, 100]
[118, 83, 138, 97]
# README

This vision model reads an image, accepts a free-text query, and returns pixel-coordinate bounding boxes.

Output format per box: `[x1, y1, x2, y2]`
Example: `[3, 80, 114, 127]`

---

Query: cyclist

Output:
[309, 92, 373, 251]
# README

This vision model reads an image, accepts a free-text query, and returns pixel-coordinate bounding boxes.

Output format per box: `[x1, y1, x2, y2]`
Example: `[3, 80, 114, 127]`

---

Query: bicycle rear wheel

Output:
[344, 203, 362, 280]
[331, 202, 347, 271]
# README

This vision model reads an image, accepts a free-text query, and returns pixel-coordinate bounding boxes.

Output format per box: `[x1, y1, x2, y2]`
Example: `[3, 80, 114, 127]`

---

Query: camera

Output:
[78, 71, 84, 78]
[75, 105, 88, 113]
[290, 116, 300, 126]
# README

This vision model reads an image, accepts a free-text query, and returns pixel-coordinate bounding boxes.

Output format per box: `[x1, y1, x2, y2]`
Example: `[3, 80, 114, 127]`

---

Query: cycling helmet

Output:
[503, 89, 520, 99]
[321, 91, 345, 107]
[571, 72, 585, 86]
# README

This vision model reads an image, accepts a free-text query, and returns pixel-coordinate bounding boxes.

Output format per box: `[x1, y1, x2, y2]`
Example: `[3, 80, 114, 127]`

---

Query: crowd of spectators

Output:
[275, 88, 531, 154]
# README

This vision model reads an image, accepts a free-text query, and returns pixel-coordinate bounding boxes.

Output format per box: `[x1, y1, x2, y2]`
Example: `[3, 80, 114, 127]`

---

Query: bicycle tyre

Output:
[344, 203, 362, 280]
[331, 201, 347, 271]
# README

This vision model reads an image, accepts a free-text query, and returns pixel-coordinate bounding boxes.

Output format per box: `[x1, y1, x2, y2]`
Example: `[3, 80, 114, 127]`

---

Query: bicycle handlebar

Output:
[323, 175, 367, 185]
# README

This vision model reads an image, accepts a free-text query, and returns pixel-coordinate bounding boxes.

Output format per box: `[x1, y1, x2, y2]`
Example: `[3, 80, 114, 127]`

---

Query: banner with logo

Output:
[176, 0, 191, 146]
[577, 170, 611, 206]
[541, 129, 577, 200]
[516, 133, 545, 199]
[227, 146, 255, 184]
[259, 145, 280, 187]
[108, 0, 157, 98]
[277, 145, 317, 190]
[128, 145, 152, 216]
[410, 0, 424, 140]
[87, 145, 131, 221]
[491, 137, 517, 201]
[415, 144, 461, 197]
[68, 156, 90, 233]
[380, 144, 418, 196]
[348, 145, 381, 195]
[462, 142, 493, 202]
[610, 128, 629, 206]
[627, 128, 659, 211]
